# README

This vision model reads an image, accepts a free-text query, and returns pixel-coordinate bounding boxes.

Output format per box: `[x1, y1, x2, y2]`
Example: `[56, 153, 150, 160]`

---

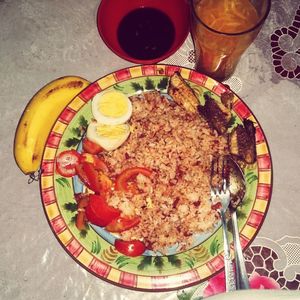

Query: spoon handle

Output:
[220, 210, 236, 292]
[232, 210, 250, 289]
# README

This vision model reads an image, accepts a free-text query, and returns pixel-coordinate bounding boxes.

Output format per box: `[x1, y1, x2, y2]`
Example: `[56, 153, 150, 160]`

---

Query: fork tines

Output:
[210, 156, 229, 191]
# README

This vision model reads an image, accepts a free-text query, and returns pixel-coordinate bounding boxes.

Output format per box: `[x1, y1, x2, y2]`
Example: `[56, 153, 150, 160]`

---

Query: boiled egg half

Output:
[86, 121, 131, 151]
[92, 91, 132, 125]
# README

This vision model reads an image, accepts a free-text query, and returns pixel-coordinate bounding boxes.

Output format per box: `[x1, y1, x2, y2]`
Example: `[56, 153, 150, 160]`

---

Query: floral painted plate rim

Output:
[39, 64, 272, 291]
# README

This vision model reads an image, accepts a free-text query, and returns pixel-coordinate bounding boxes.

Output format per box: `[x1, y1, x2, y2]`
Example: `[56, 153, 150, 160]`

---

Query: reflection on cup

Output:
[190, 0, 271, 82]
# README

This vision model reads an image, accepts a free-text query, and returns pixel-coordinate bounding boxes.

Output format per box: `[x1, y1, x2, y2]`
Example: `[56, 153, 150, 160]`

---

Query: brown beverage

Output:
[191, 0, 270, 81]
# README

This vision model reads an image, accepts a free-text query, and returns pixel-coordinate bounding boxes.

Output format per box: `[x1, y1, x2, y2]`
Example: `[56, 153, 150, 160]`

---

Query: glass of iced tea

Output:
[190, 0, 271, 81]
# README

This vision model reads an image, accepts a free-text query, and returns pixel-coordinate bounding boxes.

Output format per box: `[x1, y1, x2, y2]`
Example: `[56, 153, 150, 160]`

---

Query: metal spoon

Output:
[226, 156, 250, 290]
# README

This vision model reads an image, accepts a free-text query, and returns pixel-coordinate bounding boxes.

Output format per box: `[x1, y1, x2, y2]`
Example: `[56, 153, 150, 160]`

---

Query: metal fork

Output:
[210, 157, 236, 292]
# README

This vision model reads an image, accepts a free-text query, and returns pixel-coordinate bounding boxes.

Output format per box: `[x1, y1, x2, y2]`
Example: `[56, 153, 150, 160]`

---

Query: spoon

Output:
[226, 156, 250, 290]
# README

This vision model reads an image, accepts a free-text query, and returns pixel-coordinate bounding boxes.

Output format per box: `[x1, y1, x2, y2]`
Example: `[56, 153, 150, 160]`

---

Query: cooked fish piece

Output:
[167, 72, 199, 113]
[198, 93, 232, 135]
[229, 119, 257, 164]
[243, 119, 257, 164]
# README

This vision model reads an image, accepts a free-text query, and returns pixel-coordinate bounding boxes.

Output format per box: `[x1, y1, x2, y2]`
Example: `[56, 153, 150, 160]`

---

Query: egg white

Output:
[92, 91, 132, 125]
[86, 121, 131, 151]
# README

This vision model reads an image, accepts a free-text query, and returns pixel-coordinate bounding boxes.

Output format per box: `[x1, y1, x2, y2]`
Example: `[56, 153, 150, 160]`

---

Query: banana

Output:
[14, 76, 90, 175]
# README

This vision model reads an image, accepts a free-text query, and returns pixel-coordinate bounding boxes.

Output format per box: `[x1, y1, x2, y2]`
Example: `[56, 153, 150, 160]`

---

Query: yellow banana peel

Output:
[14, 76, 90, 175]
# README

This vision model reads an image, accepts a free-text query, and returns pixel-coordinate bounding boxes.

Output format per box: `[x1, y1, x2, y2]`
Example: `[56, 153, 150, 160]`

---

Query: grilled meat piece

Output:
[229, 119, 257, 164]
[198, 93, 232, 135]
[167, 72, 199, 113]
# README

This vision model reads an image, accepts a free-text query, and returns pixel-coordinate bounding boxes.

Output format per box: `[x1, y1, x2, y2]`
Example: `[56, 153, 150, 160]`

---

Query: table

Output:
[0, 0, 299, 299]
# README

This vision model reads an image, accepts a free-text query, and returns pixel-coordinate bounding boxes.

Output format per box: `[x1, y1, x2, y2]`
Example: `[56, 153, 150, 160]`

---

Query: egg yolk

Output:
[98, 92, 128, 118]
[96, 124, 128, 139]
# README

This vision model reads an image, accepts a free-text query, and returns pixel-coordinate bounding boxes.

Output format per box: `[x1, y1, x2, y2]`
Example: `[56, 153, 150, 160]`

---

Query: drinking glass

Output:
[190, 0, 271, 81]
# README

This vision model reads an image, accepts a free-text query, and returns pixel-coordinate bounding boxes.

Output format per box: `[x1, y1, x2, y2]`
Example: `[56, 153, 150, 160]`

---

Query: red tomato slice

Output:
[80, 153, 109, 172]
[75, 163, 91, 188]
[82, 162, 102, 193]
[106, 216, 141, 232]
[75, 194, 90, 231]
[82, 138, 103, 154]
[56, 150, 80, 177]
[75, 161, 112, 194]
[85, 194, 120, 227]
[115, 167, 152, 193]
[114, 239, 146, 257]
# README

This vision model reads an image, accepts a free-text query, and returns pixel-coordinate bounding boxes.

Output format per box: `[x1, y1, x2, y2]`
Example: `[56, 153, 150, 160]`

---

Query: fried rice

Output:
[103, 91, 229, 252]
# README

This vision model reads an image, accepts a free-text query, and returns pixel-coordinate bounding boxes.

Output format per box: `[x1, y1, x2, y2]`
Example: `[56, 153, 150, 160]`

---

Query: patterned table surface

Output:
[0, 0, 299, 299]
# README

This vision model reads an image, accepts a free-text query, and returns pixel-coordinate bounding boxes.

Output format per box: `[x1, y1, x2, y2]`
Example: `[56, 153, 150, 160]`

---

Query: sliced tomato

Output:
[85, 194, 120, 227]
[75, 162, 112, 194]
[106, 216, 141, 232]
[115, 167, 152, 193]
[56, 150, 80, 177]
[114, 239, 146, 257]
[75, 162, 98, 191]
[75, 194, 90, 231]
[82, 137, 103, 154]
[82, 162, 101, 193]
[75, 163, 91, 188]
[80, 153, 108, 172]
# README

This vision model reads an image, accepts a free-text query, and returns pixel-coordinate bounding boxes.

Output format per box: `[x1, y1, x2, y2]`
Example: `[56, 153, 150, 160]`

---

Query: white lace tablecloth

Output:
[0, 0, 299, 299]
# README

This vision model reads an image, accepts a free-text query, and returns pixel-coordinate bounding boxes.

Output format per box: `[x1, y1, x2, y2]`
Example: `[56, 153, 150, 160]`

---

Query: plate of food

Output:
[40, 64, 272, 291]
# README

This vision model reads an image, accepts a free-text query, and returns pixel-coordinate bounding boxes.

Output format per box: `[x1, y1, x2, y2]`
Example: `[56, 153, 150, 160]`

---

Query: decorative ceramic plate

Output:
[40, 64, 272, 291]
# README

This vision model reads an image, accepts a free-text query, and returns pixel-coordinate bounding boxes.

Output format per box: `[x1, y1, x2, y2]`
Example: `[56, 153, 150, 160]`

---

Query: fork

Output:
[210, 157, 236, 292]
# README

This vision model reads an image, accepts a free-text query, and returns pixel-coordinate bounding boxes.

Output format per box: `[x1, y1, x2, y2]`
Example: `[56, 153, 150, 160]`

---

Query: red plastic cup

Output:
[97, 0, 190, 64]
